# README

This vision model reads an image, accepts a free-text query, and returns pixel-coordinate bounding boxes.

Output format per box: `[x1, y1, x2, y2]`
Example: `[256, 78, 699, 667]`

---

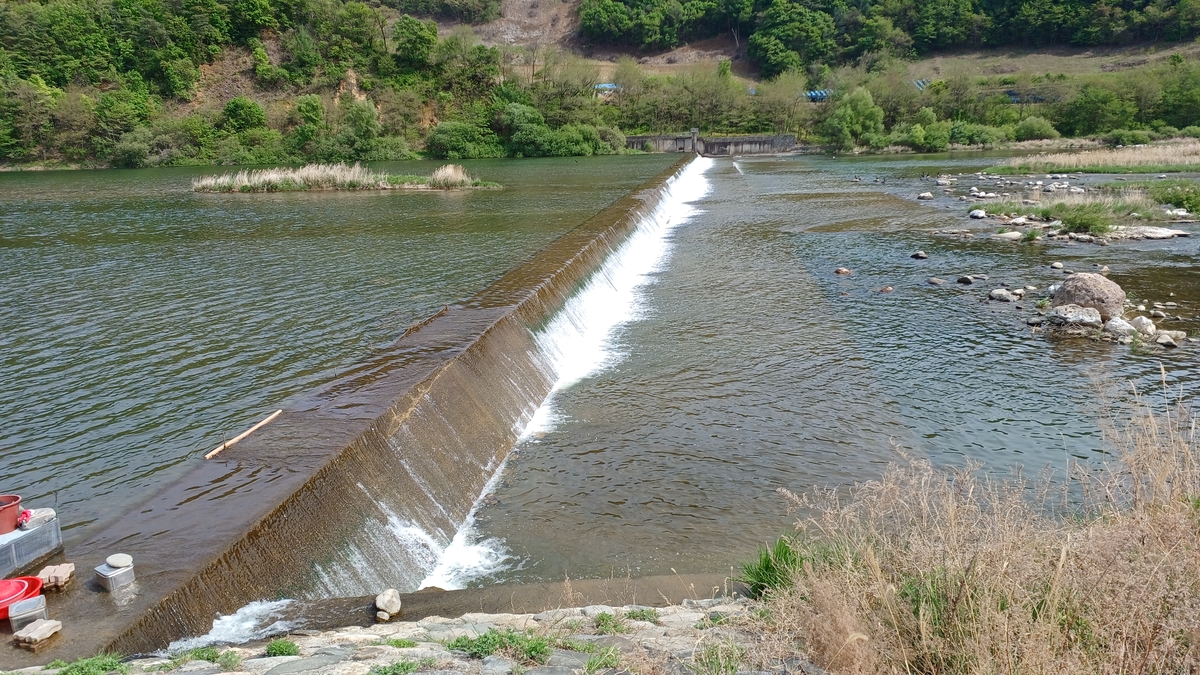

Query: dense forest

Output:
[0, 0, 1198, 167]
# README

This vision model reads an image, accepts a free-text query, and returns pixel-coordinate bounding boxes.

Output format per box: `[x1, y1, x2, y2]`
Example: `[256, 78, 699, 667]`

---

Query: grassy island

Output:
[998, 140, 1200, 174]
[191, 163, 496, 193]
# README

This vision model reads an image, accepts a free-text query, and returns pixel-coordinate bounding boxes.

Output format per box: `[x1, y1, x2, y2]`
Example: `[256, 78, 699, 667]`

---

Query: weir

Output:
[9, 156, 709, 666]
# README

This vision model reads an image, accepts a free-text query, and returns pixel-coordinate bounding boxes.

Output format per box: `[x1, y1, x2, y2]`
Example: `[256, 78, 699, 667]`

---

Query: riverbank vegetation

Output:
[739, 385, 1200, 672]
[191, 162, 492, 192]
[2, 0, 1200, 167]
[1001, 139, 1200, 173]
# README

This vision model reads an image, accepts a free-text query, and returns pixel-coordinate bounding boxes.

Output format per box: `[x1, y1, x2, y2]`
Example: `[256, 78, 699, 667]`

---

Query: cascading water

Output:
[301, 157, 714, 599]
[413, 156, 715, 589]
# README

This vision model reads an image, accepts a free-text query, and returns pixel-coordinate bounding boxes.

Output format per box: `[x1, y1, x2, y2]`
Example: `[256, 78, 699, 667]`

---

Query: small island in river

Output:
[192, 163, 498, 193]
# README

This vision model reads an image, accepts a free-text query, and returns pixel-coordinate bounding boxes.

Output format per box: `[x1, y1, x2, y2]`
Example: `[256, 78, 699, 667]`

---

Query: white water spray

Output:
[417, 156, 714, 586]
[164, 600, 294, 653]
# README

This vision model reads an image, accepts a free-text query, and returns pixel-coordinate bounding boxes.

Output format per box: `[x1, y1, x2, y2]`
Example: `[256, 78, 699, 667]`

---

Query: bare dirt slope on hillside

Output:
[471, 0, 581, 45]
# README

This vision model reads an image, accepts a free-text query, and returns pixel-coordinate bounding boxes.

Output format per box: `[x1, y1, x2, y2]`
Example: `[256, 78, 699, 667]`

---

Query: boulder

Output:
[957, 276, 975, 285]
[1156, 334, 1178, 348]
[1161, 330, 1188, 341]
[375, 588, 402, 615]
[917, 192, 934, 200]
[1051, 262, 1063, 269]
[911, 250, 929, 259]
[1104, 318, 1136, 336]
[989, 289, 1018, 302]
[969, 209, 987, 219]
[928, 277, 946, 285]
[1050, 272, 1125, 321]
[1047, 304, 1103, 328]
[992, 231, 1023, 240]
[1130, 316, 1156, 336]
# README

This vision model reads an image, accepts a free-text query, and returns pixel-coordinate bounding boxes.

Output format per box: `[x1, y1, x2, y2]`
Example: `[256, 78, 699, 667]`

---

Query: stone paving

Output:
[9, 598, 826, 675]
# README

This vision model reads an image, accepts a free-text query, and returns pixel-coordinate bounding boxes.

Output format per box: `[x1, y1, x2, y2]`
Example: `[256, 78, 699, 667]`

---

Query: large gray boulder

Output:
[375, 588, 402, 615]
[1050, 273, 1126, 321]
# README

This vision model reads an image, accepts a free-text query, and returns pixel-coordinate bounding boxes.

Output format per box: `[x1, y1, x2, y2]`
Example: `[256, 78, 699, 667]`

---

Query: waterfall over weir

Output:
[307, 156, 713, 596]
[24, 156, 710, 665]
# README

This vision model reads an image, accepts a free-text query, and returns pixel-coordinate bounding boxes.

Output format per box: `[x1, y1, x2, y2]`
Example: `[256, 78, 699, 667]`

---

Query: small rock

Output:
[1051, 262, 1064, 269]
[376, 589, 403, 616]
[879, 286, 893, 293]
[957, 276, 975, 285]
[1047, 304, 1103, 328]
[482, 656, 516, 675]
[1027, 316, 1046, 326]
[1104, 318, 1136, 336]
[928, 277, 946, 285]
[377, 611, 391, 622]
[1156, 334, 1178, 348]
[1009, 216, 1027, 225]
[1130, 316, 1157, 335]
[989, 289, 1018, 302]
[969, 209, 987, 219]
[1152, 310, 1167, 318]
[1161, 330, 1188, 341]
[992, 231, 1024, 240]
[917, 192, 934, 200]
[1136, 305, 1146, 311]
[835, 267, 852, 275]
[911, 250, 928, 259]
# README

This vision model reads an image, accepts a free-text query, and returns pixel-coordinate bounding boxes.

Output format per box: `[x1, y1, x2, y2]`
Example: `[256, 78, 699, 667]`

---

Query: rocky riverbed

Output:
[5, 599, 817, 675]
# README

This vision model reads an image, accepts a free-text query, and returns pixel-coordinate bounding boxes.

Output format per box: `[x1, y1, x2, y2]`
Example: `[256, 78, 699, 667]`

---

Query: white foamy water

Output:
[164, 599, 294, 652]
[417, 156, 715, 584]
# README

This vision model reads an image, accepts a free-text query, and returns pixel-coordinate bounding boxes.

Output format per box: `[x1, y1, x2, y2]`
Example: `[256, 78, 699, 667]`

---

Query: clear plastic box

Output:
[8, 594, 48, 632]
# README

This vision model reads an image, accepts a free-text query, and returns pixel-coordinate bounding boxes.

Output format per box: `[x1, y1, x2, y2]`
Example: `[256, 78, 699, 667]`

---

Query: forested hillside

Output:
[0, 0, 1198, 167]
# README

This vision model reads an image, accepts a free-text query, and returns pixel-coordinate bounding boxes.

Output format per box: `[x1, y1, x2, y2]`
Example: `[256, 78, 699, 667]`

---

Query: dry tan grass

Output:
[746, 375, 1200, 674]
[427, 164, 475, 189]
[1007, 139, 1200, 172]
[192, 163, 391, 192]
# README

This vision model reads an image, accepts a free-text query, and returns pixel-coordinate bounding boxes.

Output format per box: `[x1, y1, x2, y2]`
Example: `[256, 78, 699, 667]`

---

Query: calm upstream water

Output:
[0, 155, 679, 534]
[468, 153, 1200, 584]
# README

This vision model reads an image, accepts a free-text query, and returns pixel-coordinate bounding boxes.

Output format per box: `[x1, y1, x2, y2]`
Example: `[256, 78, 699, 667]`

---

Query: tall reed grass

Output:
[1004, 139, 1200, 173]
[192, 163, 487, 192]
[746, 374, 1200, 674]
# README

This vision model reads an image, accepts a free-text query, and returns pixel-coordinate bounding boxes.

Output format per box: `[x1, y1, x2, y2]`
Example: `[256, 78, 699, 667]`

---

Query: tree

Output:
[747, 0, 837, 79]
[222, 96, 267, 132]
[1057, 85, 1137, 136]
[822, 87, 884, 150]
[392, 15, 438, 70]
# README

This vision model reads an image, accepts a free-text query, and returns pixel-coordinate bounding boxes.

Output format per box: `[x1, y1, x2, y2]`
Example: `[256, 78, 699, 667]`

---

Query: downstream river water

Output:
[4, 152, 1199, 601]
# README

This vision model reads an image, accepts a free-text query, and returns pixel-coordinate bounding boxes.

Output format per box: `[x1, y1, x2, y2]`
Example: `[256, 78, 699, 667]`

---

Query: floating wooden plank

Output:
[205, 409, 283, 459]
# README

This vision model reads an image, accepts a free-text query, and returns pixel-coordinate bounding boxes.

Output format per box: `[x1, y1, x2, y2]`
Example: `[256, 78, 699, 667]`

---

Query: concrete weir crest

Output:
[15, 156, 700, 664]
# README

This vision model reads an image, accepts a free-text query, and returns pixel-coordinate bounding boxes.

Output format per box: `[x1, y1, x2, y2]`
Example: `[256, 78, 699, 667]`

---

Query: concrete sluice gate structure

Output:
[7, 156, 712, 666]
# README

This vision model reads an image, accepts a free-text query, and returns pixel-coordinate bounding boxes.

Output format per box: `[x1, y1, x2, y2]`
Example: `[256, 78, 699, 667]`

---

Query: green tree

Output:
[747, 0, 837, 79]
[1057, 85, 1137, 136]
[822, 87, 884, 150]
[392, 15, 438, 70]
[222, 96, 267, 132]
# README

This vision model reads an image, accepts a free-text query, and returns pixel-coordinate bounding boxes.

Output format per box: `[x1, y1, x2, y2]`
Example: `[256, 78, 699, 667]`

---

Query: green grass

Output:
[583, 647, 621, 674]
[1138, 179, 1200, 214]
[624, 608, 660, 623]
[215, 651, 242, 672]
[367, 658, 437, 675]
[593, 612, 630, 635]
[690, 641, 745, 675]
[446, 629, 551, 664]
[552, 636, 600, 653]
[738, 536, 801, 599]
[1053, 207, 1114, 235]
[45, 655, 129, 675]
[266, 639, 300, 657]
[159, 647, 243, 672]
[376, 637, 419, 649]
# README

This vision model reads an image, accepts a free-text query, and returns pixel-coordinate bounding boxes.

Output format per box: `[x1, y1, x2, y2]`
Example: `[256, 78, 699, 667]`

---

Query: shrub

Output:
[222, 96, 267, 132]
[1105, 128, 1154, 146]
[46, 655, 129, 675]
[266, 639, 300, 657]
[424, 122, 503, 159]
[949, 121, 1005, 146]
[624, 608, 660, 623]
[447, 629, 551, 664]
[1183, 125, 1200, 138]
[739, 537, 800, 598]
[1147, 179, 1200, 213]
[822, 87, 884, 150]
[1058, 207, 1114, 235]
[597, 126, 626, 153]
[593, 612, 629, 635]
[642, 140, 655, 152]
[1013, 116, 1060, 141]
[367, 659, 436, 675]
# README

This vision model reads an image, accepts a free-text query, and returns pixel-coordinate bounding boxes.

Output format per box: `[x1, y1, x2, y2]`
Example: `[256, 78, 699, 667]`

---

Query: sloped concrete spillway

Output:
[18, 156, 709, 665]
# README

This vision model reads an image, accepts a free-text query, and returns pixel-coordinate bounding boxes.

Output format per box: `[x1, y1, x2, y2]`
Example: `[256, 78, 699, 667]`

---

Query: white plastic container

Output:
[94, 562, 135, 591]
[8, 595, 48, 632]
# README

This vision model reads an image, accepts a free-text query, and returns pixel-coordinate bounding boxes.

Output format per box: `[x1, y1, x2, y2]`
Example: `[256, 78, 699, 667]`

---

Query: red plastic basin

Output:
[0, 576, 43, 619]
[0, 495, 20, 535]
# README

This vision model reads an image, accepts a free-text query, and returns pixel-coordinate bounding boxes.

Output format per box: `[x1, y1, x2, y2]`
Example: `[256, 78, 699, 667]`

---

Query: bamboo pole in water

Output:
[205, 410, 283, 459]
